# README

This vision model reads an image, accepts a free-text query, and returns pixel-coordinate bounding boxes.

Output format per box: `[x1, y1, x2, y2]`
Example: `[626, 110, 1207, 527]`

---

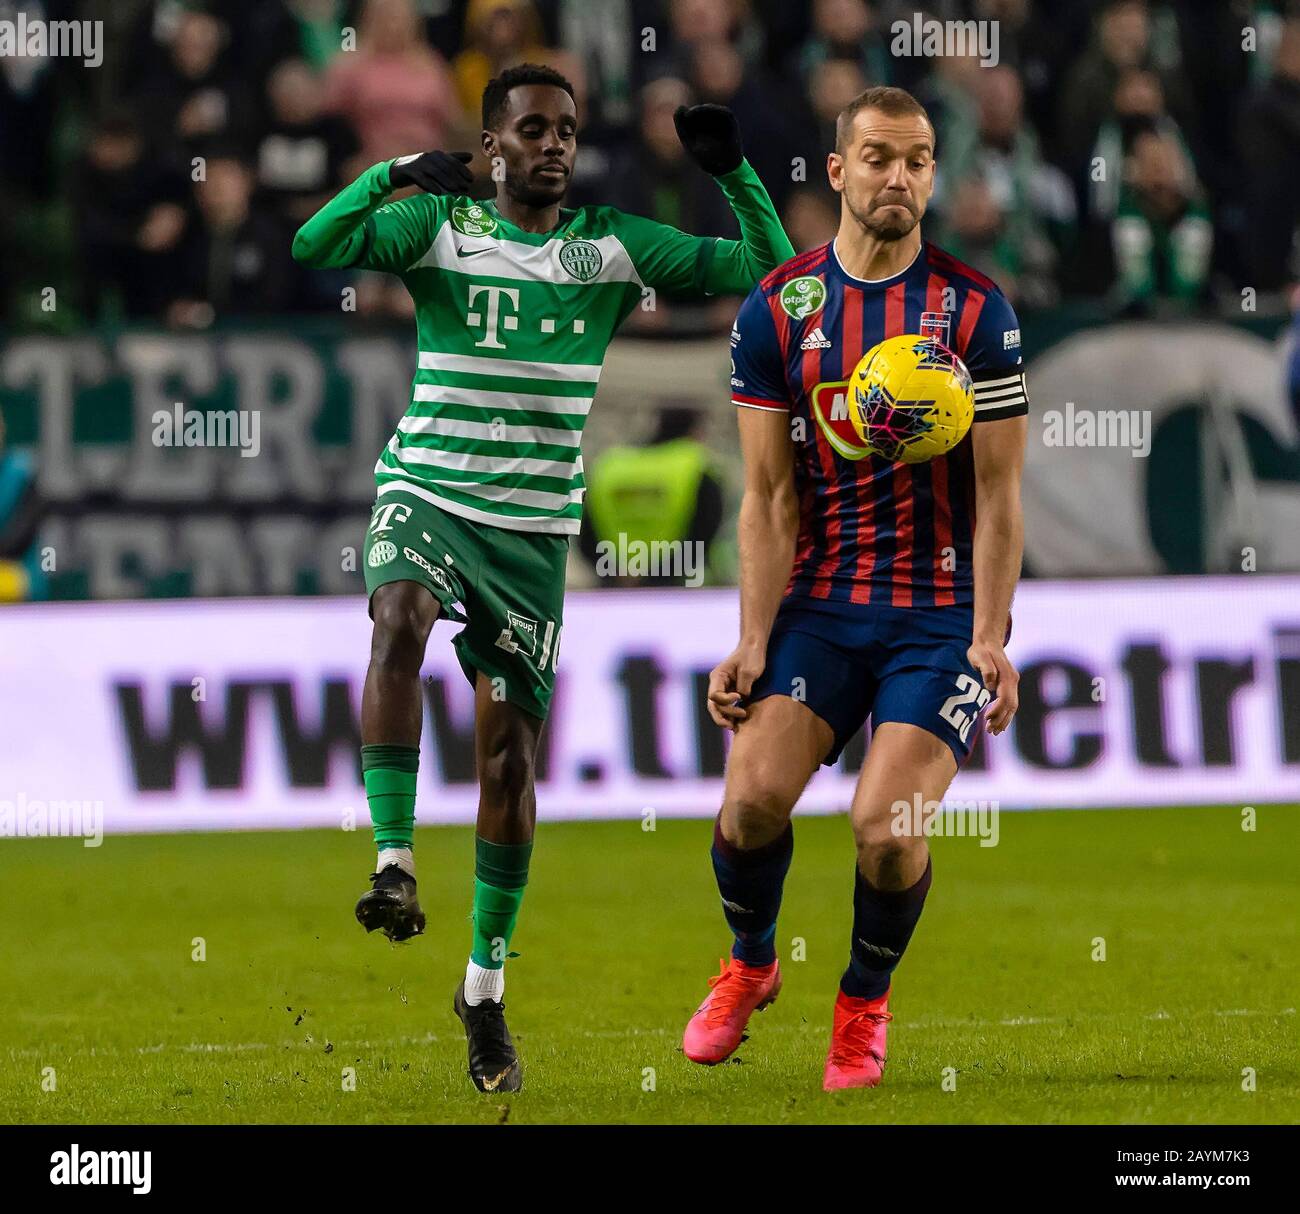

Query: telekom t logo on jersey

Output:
[466, 284, 520, 349]
[370, 501, 412, 534]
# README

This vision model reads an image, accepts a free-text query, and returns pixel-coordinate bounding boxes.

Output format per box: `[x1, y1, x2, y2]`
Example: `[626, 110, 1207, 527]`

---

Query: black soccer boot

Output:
[453, 981, 523, 1093]
[354, 863, 426, 942]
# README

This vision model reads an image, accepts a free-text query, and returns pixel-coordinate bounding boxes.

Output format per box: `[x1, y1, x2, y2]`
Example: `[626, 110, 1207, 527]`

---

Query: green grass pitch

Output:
[1, 805, 1296, 1124]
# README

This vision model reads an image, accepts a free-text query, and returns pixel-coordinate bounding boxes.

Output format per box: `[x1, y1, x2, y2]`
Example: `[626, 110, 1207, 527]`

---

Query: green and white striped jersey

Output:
[293, 159, 793, 534]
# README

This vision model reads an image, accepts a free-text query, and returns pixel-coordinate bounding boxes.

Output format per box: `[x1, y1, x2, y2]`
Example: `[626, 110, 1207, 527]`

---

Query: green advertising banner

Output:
[2, 311, 1296, 600]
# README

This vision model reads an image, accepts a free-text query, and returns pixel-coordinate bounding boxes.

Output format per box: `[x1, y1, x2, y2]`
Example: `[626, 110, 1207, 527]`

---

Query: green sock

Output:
[361, 744, 419, 852]
[470, 837, 533, 969]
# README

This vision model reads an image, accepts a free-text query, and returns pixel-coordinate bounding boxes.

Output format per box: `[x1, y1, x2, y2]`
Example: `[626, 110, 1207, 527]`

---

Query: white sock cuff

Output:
[463, 958, 505, 1006]
[377, 847, 414, 877]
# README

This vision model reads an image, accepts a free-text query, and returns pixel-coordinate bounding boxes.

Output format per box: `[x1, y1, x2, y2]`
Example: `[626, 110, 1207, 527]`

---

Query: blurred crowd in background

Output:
[2, 0, 1299, 333]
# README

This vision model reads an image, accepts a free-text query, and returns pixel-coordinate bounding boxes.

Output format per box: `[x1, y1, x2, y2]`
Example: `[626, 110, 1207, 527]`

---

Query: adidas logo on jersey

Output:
[800, 326, 832, 350]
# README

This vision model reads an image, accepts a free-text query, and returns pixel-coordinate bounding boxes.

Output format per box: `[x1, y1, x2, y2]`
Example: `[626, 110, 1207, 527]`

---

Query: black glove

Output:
[388, 150, 474, 194]
[673, 104, 743, 176]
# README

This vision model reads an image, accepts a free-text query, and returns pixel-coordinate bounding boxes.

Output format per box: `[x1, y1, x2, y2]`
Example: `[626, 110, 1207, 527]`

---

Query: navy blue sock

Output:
[710, 816, 793, 966]
[840, 855, 932, 999]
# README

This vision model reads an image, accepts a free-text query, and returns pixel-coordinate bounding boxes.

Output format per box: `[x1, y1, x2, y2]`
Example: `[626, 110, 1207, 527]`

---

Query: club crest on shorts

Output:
[368, 540, 397, 567]
[919, 310, 951, 346]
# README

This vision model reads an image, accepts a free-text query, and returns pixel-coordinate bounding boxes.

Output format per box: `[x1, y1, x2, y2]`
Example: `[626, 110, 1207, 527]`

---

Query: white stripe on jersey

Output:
[732, 398, 789, 412]
[398, 414, 583, 447]
[411, 222, 644, 289]
[418, 350, 603, 383]
[411, 383, 595, 416]
[375, 476, 581, 534]
[389, 438, 575, 480]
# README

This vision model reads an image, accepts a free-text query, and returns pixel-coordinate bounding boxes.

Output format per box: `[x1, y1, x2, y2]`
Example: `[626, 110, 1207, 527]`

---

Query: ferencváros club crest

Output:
[559, 238, 603, 282]
[780, 275, 826, 319]
[451, 204, 498, 237]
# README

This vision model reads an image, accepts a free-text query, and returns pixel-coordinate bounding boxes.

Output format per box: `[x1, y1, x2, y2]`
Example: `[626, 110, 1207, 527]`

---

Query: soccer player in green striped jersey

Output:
[292, 63, 793, 1092]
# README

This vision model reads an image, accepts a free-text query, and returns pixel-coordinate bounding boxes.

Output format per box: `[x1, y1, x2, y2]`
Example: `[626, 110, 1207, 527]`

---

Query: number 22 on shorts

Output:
[939, 672, 992, 743]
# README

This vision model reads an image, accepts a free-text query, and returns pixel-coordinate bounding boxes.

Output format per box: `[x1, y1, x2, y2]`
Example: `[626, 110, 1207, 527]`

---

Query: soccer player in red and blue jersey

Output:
[682, 87, 1029, 1091]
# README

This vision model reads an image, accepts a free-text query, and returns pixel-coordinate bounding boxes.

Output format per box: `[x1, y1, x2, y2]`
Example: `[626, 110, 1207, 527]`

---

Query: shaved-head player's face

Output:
[829, 109, 935, 241]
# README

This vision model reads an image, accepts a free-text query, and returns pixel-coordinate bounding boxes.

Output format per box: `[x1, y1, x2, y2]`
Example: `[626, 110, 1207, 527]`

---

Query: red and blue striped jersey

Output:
[729, 238, 1028, 608]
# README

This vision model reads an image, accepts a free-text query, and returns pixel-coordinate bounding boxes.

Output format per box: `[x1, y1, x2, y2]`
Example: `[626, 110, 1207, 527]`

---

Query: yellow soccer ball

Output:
[848, 334, 975, 463]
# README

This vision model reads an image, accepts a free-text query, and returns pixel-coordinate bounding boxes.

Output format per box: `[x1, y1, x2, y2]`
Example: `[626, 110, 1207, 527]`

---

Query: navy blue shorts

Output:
[747, 596, 991, 766]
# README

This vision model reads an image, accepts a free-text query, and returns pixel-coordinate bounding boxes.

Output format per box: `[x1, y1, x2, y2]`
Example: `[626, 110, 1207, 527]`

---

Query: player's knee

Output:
[370, 587, 436, 670]
[853, 818, 923, 878]
[723, 781, 795, 848]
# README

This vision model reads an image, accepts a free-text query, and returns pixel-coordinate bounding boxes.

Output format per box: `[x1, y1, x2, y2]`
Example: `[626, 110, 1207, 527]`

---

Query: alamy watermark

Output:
[152, 404, 261, 458]
[891, 13, 999, 68]
[1042, 402, 1152, 457]
[594, 535, 705, 588]
[50, 1145, 151, 1194]
[0, 14, 102, 67]
[1, 793, 103, 847]
[891, 793, 1000, 847]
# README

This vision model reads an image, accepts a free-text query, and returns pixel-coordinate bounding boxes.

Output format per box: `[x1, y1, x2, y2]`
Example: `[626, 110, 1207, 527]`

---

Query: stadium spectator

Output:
[255, 59, 361, 229]
[451, 0, 551, 118]
[254, 58, 362, 311]
[1057, 0, 1191, 213]
[934, 65, 1075, 307]
[608, 76, 738, 236]
[74, 110, 191, 320]
[161, 0, 351, 95]
[274, 0, 354, 74]
[783, 186, 840, 253]
[1109, 127, 1213, 315]
[4, 0, 1299, 329]
[322, 0, 464, 164]
[683, 37, 800, 211]
[806, 55, 871, 156]
[911, 49, 982, 172]
[130, 9, 256, 162]
[166, 154, 296, 326]
[552, 0, 649, 133]
[667, 0, 764, 70]
[1238, 16, 1300, 292]
[611, 73, 747, 336]
[791, 0, 896, 98]
[1084, 66, 1192, 222]
[970, 0, 1082, 148]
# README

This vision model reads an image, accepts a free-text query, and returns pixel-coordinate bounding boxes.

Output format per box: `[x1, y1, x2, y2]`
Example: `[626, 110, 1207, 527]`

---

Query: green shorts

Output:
[362, 489, 568, 720]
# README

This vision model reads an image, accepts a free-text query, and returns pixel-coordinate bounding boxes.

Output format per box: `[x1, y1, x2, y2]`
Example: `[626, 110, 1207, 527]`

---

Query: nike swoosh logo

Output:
[456, 245, 491, 258]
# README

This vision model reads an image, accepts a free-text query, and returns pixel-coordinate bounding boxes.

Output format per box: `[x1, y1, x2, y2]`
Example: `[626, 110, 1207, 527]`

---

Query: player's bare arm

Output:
[969, 413, 1028, 735]
[707, 407, 798, 730]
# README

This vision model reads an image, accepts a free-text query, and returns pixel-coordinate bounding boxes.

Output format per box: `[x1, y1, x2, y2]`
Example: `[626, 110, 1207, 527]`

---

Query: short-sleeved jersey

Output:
[730, 239, 1028, 607]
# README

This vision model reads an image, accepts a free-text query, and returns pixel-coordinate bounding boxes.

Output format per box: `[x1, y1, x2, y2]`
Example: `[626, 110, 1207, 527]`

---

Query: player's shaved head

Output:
[835, 86, 935, 156]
